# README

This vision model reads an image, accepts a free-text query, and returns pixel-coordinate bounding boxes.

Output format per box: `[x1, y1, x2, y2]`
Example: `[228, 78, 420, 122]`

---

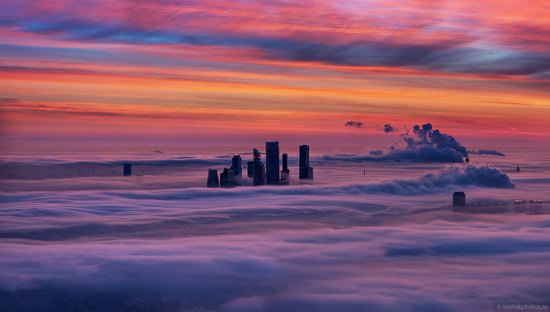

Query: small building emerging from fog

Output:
[123, 163, 132, 176]
[453, 192, 466, 207]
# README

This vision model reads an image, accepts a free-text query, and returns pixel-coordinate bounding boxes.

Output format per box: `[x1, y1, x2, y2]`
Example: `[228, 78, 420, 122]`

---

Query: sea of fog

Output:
[1, 148, 549, 311]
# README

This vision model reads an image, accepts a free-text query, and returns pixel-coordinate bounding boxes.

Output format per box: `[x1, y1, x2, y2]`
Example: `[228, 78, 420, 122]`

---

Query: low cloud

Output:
[468, 149, 506, 157]
[345, 121, 364, 128]
[383, 124, 396, 133]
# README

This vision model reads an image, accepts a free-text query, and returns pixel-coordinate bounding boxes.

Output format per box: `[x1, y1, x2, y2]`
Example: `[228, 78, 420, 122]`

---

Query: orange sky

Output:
[1, 0, 549, 150]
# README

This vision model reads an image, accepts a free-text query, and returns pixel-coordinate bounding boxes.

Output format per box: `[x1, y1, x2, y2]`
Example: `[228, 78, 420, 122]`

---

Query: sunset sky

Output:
[1, 0, 549, 150]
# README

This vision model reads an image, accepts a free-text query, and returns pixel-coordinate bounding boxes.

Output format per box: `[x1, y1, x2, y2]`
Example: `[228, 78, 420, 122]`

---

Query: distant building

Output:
[220, 168, 237, 188]
[529, 199, 543, 214]
[252, 148, 266, 186]
[231, 155, 242, 178]
[123, 163, 132, 176]
[453, 192, 466, 207]
[514, 199, 527, 213]
[265, 141, 280, 185]
[247, 161, 254, 178]
[299, 145, 313, 180]
[280, 153, 289, 185]
[207, 169, 219, 188]
[465, 157, 470, 163]
[516, 166, 521, 172]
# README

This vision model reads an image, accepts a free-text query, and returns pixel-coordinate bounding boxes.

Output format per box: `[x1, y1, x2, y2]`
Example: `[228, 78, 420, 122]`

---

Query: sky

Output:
[1, 0, 549, 151]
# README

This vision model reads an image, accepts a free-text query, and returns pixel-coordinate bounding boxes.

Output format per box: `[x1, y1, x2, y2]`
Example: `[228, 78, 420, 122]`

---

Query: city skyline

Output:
[207, 142, 313, 187]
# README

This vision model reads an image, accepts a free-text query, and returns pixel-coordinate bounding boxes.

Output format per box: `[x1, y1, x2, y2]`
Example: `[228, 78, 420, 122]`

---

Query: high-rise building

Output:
[220, 168, 237, 188]
[299, 145, 313, 180]
[231, 155, 242, 178]
[266, 141, 280, 185]
[123, 163, 132, 176]
[252, 148, 266, 186]
[207, 169, 219, 188]
[453, 192, 466, 207]
[280, 153, 289, 185]
[247, 161, 254, 178]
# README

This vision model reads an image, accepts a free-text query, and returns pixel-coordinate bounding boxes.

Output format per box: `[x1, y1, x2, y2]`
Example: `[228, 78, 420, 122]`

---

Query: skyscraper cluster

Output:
[207, 142, 313, 188]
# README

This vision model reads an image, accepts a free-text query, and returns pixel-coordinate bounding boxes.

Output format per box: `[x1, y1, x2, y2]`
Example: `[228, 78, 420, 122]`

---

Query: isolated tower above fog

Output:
[266, 141, 280, 185]
[123, 163, 132, 176]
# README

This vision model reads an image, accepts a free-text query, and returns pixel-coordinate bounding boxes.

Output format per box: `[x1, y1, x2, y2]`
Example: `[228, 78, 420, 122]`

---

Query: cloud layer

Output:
[0, 172, 546, 312]
[1, 152, 548, 312]
[2, 0, 549, 77]
[469, 149, 506, 157]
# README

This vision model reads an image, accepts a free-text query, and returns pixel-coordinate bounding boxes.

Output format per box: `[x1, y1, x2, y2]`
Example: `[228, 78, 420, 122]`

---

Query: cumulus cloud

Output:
[383, 124, 396, 133]
[323, 122, 469, 163]
[350, 164, 515, 194]
[345, 121, 364, 128]
[468, 149, 506, 157]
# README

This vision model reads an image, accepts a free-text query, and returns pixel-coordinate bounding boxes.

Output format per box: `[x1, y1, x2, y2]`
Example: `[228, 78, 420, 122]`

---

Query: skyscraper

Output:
[220, 168, 237, 188]
[252, 148, 265, 186]
[231, 155, 242, 178]
[265, 141, 280, 185]
[280, 153, 289, 185]
[207, 169, 219, 188]
[247, 161, 254, 178]
[299, 145, 313, 180]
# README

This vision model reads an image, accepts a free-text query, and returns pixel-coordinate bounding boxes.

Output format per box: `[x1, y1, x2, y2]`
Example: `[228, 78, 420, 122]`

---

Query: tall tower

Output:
[207, 169, 219, 188]
[280, 153, 289, 185]
[252, 148, 266, 186]
[231, 155, 242, 178]
[299, 145, 313, 180]
[265, 141, 280, 185]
